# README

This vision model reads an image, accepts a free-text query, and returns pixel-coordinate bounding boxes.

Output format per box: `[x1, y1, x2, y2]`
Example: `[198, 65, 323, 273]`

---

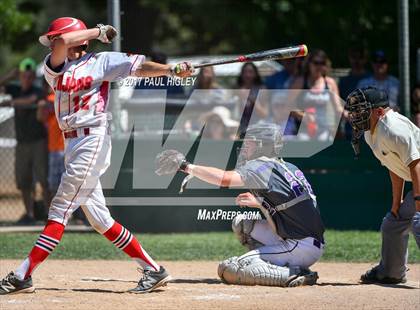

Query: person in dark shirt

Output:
[264, 58, 302, 137]
[339, 47, 370, 100]
[156, 123, 324, 287]
[0, 58, 50, 224]
[412, 84, 420, 127]
[339, 47, 370, 139]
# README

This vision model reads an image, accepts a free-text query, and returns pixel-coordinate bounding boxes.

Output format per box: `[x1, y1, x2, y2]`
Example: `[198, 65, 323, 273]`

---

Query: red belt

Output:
[63, 128, 90, 139]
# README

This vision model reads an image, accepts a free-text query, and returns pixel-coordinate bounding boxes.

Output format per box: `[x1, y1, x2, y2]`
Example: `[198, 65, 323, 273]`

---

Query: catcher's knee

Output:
[232, 215, 263, 250]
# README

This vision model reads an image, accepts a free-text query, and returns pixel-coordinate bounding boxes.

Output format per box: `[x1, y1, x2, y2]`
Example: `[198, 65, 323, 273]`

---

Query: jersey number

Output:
[286, 171, 314, 198]
[73, 95, 92, 112]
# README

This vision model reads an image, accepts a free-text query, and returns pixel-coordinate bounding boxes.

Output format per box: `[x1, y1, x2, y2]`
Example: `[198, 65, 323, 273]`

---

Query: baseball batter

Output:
[156, 123, 324, 287]
[346, 87, 420, 284]
[0, 17, 193, 295]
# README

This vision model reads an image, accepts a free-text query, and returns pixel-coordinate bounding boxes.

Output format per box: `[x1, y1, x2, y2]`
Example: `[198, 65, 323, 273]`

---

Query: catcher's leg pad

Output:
[218, 256, 301, 287]
[232, 215, 264, 250]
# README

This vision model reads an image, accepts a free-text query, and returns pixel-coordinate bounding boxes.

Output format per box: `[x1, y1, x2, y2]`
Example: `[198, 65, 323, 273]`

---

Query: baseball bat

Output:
[193, 44, 308, 68]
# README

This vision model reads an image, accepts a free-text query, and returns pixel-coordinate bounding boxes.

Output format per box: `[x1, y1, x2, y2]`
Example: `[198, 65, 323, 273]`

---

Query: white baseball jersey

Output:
[365, 110, 420, 181]
[43, 52, 145, 131]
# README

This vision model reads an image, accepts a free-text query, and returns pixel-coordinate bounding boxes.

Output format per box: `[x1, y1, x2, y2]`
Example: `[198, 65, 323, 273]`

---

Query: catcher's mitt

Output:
[155, 149, 189, 176]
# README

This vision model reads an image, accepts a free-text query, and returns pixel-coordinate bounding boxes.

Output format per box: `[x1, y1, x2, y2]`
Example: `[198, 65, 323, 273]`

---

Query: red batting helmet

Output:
[39, 17, 88, 47]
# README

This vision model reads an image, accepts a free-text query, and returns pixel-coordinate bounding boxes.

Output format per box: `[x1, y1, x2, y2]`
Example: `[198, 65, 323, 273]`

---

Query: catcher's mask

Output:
[345, 87, 389, 157]
[237, 123, 283, 166]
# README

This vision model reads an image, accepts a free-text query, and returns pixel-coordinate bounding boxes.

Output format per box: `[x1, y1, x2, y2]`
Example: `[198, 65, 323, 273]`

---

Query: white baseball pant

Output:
[48, 127, 114, 233]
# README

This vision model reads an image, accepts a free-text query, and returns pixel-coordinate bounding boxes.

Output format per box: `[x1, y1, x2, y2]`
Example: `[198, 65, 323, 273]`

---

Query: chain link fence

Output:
[0, 103, 26, 224]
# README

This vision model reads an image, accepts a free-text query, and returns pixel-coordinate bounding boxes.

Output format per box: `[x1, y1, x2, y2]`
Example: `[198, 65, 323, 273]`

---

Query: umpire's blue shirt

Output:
[235, 157, 325, 241]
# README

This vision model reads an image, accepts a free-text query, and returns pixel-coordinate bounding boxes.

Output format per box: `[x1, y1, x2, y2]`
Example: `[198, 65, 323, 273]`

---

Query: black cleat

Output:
[129, 266, 171, 294]
[0, 272, 35, 295]
[360, 266, 407, 284]
[287, 269, 319, 287]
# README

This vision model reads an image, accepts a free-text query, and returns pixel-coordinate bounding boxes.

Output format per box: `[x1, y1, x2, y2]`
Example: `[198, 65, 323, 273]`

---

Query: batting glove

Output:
[96, 24, 118, 43]
[170, 62, 194, 78]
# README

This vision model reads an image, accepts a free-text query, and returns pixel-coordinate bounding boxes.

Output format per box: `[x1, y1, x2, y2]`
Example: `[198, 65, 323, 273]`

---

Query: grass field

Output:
[0, 230, 419, 262]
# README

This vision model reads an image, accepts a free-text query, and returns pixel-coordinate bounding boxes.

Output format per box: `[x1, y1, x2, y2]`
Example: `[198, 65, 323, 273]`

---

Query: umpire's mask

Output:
[236, 123, 283, 166]
[345, 87, 389, 157]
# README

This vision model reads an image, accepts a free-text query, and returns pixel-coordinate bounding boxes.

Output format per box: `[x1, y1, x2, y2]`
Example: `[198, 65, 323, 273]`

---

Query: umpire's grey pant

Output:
[378, 191, 420, 279]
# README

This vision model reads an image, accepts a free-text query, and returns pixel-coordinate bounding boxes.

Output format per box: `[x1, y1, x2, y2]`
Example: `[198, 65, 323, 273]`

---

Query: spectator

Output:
[0, 58, 50, 224]
[290, 49, 343, 141]
[265, 58, 302, 90]
[339, 47, 370, 100]
[264, 98, 298, 137]
[36, 82, 64, 195]
[412, 83, 420, 127]
[265, 58, 302, 137]
[357, 50, 400, 110]
[192, 66, 226, 104]
[200, 106, 239, 140]
[339, 47, 370, 140]
[236, 62, 269, 131]
[135, 50, 184, 97]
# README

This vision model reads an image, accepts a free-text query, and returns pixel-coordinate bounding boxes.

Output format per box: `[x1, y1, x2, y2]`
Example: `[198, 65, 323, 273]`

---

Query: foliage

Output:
[139, 0, 419, 72]
[0, 0, 33, 44]
[0, 1, 419, 79]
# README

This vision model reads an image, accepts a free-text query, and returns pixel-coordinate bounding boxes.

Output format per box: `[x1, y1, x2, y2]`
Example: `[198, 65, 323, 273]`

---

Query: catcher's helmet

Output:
[345, 87, 389, 156]
[39, 17, 88, 47]
[237, 123, 283, 164]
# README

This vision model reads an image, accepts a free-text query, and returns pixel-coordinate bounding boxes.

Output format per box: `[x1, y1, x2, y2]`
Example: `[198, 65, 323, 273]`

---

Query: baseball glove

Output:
[155, 149, 189, 176]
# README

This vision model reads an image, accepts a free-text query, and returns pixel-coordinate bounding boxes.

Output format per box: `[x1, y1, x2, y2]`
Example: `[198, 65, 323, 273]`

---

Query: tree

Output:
[0, 0, 33, 44]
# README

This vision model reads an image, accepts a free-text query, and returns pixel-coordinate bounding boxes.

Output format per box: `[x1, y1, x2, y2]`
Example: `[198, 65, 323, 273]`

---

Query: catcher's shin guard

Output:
[218, 256, 301, 287]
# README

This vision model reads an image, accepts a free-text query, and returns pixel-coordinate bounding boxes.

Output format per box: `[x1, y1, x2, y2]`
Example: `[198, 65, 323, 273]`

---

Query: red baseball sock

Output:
[103, 221, 159, 271]
[15, 220, 65, 280]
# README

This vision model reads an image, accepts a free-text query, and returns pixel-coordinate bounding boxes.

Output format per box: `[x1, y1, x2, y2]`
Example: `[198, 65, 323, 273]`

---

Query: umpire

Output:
[346, 87, 420, 284]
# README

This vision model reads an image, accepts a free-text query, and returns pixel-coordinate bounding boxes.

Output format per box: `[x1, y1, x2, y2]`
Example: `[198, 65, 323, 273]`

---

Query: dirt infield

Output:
[0, 260, 418, 310]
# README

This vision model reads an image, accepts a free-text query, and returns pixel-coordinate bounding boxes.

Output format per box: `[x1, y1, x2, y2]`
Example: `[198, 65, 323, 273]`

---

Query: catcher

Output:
[156, 123, 324, 287]
[346, 87, 420, 284]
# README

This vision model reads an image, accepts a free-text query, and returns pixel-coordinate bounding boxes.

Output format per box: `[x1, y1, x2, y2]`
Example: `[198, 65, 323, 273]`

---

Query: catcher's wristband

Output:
[179, 160, 190, 173]
[414, 196, 420, 201]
